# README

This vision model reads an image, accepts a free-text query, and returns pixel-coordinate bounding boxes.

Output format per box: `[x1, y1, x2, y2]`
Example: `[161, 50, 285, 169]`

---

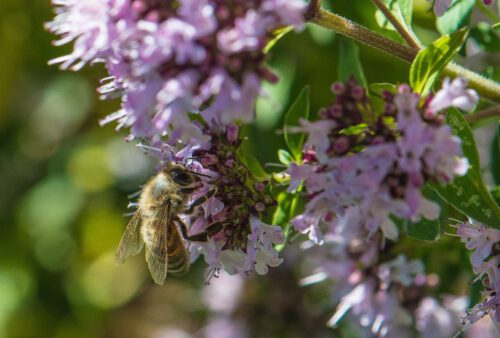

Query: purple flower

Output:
[246, 216, 285, 275]
[456, 221, 500, 327]
[217, 10, 271, 53]
[201, 71, 262, 127]
[46, 0, 126, 70]
[428, 78, 479, 114]
[202, 318, 248, 338]
[378, 255, 424, 288]
[457, 222, 500, 272]
[48, 0, 307, 144]
[416, 297, 464, 337]
[291, 212, 325, 245]
[202, 271, 244, 313]
[431, 0, 493, 17]
[180, 127, 282, 277]
[287, 78, 469, 242]
[261, 0, 308, 29]
[431, 0, 453, 17]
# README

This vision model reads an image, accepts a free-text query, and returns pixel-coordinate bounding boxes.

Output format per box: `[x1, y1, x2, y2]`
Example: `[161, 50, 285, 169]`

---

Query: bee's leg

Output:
[175, 216, 223, 242]
[178, 184, 202, 195]
[185, 187, 217, 215]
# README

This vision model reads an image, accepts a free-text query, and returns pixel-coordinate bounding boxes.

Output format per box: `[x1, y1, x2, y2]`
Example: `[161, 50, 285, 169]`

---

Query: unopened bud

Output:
[226, 124, 239, 143]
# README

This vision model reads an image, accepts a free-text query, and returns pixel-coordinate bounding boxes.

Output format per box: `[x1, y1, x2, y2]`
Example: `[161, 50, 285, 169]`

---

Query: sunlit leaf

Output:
[278, 149, 294, 165]
[264, 26, 293, 53]
[273, 190, 303, 252]
[339, 123, 368, 136]
[410, 28, 468, 95]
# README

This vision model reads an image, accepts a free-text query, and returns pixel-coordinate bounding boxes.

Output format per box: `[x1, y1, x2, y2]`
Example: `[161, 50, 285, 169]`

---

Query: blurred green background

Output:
[0, 1, 498, 338]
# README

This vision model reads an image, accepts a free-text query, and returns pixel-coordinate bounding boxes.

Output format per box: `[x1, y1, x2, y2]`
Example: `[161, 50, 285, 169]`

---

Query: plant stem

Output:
[465, 106, 500, 124]
[370, 0, 421, 49]
[305, 0, 322, 20]
[308, 8, 500, 103]
[310, 8, 417, 61]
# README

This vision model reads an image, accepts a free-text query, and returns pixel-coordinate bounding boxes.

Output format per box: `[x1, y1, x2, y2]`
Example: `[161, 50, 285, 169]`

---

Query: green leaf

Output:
[407, 217, 441, 241]
[273, 191, 303, 252]
[284, 86, 310, 162]
[339, 123, 368, 136]
[278, 149, 294, 165]
[238, 152, 269, 180]
[338, 38, 367, 87]
[272, 192, 293, 228]
[410, 28, 468, 95]
[375, 0, 415, 34]
[264, 26, 293, 53]
[432, 109, 500, 228]
[436, 0, 475, 35]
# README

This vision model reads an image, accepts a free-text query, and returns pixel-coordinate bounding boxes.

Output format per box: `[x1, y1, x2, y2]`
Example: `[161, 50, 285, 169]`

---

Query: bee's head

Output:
[166, 164, 196, 186]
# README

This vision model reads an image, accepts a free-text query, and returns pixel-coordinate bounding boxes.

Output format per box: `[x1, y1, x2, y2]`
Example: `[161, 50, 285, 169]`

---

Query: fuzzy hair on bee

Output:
[115, 162, 215, 285]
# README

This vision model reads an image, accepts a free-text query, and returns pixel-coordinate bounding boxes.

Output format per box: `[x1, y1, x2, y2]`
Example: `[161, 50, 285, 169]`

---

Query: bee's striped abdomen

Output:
[166, 222, 189, 275]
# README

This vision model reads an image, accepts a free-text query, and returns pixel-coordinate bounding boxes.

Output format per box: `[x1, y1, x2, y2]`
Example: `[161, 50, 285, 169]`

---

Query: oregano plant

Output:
[45, 0, 500, 336]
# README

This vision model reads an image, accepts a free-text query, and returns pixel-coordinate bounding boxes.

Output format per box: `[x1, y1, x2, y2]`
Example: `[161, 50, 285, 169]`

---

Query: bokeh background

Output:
[0, 1, 498, 338]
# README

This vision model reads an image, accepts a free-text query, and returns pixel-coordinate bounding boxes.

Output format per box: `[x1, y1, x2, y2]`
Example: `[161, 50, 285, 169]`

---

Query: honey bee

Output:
[115, 163, 216, 285]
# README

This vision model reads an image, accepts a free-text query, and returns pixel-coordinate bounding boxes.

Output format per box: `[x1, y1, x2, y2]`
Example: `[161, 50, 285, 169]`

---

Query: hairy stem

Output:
[370, 0, 421, 49]
[310, 8, 417, 61]
[465, 106, 500, 124]
[308, 8, 500, 103]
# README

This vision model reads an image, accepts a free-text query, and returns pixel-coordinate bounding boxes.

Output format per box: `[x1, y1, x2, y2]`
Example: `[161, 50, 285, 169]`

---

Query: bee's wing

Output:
[145, 200, 171, 285]
[116, 210, 144, 264]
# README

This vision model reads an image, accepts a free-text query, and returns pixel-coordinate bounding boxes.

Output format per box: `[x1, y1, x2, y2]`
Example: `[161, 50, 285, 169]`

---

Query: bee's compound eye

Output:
[171, 170, 193, 186]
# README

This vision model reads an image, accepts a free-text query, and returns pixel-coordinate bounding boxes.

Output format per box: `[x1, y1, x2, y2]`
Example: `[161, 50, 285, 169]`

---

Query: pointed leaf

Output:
[375, 0, 416, 38]
[264, 26, 293, 53]
[410, 28, 468, 95]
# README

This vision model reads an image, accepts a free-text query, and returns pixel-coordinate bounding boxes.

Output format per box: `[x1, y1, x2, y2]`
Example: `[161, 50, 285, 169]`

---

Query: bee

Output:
[115, 163, 217, 285]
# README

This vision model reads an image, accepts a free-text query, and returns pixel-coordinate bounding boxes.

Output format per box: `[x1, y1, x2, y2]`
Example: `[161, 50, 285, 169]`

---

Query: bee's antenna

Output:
[184, 156, 208, 160]
[184, 170, 213, 179]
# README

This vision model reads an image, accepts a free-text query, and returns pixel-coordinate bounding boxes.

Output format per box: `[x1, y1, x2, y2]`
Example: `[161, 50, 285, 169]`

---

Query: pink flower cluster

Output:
[457, 221, 500, 327]
[300, 223, 440, 336]
[288, 77, 476, 243]
[181, 126, 284, 276]
[48, 0, 307, 277]
[47, 0, 306, 144]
